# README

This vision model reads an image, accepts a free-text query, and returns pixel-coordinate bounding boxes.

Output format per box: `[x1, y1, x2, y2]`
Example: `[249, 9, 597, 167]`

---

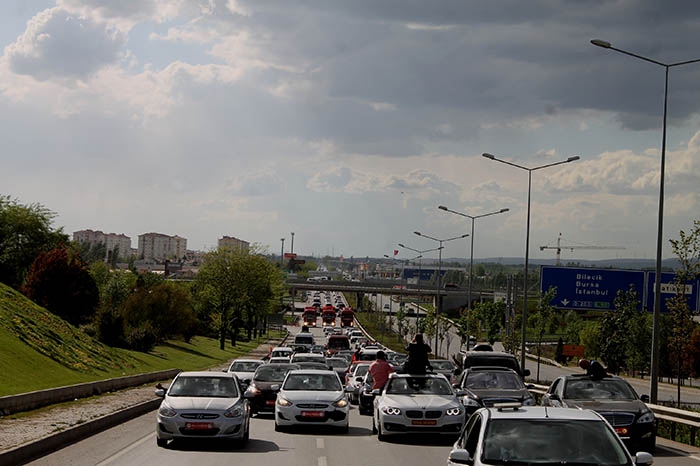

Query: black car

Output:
[357, 372, 375, 415]
[244, 363, 299, 415]
[455, 350, 530, 379]
[455, 366, 536, 415]
[542, 373, 656, 453]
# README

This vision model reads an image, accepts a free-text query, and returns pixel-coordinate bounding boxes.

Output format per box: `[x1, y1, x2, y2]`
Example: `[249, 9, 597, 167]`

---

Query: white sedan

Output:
[372, 373, 466, 440]
[275, 369, 350, 433]
[155, 371, 250, 447]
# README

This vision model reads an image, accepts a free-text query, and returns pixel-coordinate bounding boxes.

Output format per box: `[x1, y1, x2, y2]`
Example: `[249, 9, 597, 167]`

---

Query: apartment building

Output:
[138, 232, 187, 261]
[218, 235, 249, 251]
[73, 229, 132, 261]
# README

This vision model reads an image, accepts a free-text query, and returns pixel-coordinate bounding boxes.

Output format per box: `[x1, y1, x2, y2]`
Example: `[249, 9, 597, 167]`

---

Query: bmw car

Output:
[155, 371, 250, 447]
[372, 373, 466, 440]
[542, 373, 656, 453]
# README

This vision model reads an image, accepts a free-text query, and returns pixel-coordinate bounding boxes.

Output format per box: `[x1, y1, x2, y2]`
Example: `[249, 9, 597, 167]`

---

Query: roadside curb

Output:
[0, 399, 161, 466]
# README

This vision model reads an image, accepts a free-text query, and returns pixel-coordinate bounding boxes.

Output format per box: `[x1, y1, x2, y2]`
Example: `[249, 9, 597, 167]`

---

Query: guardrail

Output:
[529, 383, 700, 446]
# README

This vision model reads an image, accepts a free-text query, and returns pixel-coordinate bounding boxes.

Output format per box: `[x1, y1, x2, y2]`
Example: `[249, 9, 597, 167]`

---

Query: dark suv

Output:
[455, 350, 530, 379]
[541, 373, 656, 453]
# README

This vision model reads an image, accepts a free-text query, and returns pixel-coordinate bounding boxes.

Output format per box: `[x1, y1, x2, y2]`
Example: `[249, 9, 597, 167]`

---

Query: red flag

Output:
[393, 250, 398, 256]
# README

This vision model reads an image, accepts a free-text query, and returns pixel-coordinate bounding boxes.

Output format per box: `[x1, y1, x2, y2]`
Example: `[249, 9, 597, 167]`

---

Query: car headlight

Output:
[246, 384, 261, 396]
[333, 398, 349, 408]
[382, 407, 401, 415]
[461, 397, 481, 407]
[446, 407, 463, 416]
[522, 396, 536, 406]
[637, 411, 655, 424]
[224, 404, 244, 418]
[277, 396, 293, 407]
[158, 403, 177, 418]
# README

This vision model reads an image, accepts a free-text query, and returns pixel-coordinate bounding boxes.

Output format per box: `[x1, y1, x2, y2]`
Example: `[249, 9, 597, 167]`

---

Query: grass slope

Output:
[0, 283, 268, 396]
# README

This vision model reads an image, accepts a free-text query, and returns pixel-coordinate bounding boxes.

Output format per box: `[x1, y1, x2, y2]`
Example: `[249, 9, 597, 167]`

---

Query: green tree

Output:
[599, 286, 645, 374]
[531, 287, 557, 382]
[0, 196, 68, 288]
[472, 300, 505, 345]
[21, 244, 99, 326]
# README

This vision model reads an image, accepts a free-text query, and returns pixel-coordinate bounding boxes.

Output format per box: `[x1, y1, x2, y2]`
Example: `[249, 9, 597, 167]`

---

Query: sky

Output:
[2, 1, 700, 264]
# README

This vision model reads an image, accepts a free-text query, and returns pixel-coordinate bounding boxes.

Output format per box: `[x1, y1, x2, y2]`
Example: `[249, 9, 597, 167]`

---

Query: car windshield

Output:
[386, 377, 453, 395]
[481, 419, 630, 465]
[564, 378, 636, 400]
[464, 371, 523, 390]
[168, 376, 239, 398]
[230, 361, 262, 372]
[431, 360, 455, 371]
[284, 373, 342, 391]
[254, 365, 295, 382]
[353, 365, 370, 377]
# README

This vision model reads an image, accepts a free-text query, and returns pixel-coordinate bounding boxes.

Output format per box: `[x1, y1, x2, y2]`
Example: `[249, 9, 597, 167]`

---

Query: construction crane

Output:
[540, 233, 625, 266]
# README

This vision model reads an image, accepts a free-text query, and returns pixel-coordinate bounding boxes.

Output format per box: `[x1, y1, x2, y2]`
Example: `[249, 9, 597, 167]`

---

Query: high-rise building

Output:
[138, 233, 187, 261]
[73, 229, 132, 261]
[218, 235, 249, 251]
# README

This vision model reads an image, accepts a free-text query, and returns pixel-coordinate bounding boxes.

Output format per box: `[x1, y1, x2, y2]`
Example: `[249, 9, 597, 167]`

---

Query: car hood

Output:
[381, 394, 459, 409]
[280, 390, 344, 402]
[563, 399, 646, 413]
[164, 396, 240, 410]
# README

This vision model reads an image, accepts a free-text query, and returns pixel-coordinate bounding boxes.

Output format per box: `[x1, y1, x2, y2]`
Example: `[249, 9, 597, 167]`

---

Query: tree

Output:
[195, 244, 284, 349]
[531, 287, 557, 382]
[21, 244, 99, 326]
[599, 286, 645, 374]
[0, 196, 68, 288]
[472, 301, 505, 345]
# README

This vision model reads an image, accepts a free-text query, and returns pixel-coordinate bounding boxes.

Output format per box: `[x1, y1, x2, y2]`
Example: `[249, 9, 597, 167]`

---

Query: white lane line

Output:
[94, 432, 155, 466]
[316, 438, 325, 449]
[318, 456, 328, 466]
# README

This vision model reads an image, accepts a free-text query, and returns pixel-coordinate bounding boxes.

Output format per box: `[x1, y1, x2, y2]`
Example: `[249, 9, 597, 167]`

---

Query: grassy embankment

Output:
[0, 283, 282, 396]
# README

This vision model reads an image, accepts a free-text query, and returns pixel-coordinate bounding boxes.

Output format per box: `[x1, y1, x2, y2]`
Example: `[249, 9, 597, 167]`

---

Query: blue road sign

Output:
[645, 272, 700, 313]
[540, 266, 645, 311]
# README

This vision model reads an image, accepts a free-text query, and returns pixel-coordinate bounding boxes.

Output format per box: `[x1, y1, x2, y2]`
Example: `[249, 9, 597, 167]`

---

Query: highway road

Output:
[25, 404, 700, 466]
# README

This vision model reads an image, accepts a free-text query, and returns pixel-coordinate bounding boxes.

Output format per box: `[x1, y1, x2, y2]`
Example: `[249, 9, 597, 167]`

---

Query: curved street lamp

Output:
[591, 39, 700, 403]
[438, 205, 509, 310]
[482, 152, 579, 373]
[414, 231, 469, 355]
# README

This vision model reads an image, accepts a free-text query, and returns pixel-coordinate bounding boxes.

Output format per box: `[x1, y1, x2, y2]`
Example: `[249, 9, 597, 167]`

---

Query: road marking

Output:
[94, 432, 154, 466]
[317, 438, 325, 449]
[318, 456, 328, 466]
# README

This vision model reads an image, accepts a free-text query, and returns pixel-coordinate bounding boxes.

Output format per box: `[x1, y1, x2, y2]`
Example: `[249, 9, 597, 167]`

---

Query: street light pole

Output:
[290, 232, 295, 255]
[482, 153, 579, 373]
[414, 231, 469, 355]
[591, 39, 700, 403]
[280, 238, 285, 267]
[438, 205, 509, 310]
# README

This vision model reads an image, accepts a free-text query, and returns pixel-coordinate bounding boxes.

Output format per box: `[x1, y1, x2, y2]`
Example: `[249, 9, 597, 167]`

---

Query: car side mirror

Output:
[640, 394, 650, 403]
[447, 448, 473, 465]
[635, 451, 653, 466]
[454, 389, 467, 397]
[522, 369, 531, 377]
[526, 384, 535, 390]
[155, 387, 166, 397]
[371, 388, 381, 396]
[355, 376, 363, 382]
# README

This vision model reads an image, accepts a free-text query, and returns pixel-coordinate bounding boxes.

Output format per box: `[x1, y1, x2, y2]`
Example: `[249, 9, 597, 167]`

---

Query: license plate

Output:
[615, 427, 629, 435]
[301, 411, 325, 418]
[411, 420, 437, 426]
[266, 400, 275, 405]
[185, 422, 213, 430]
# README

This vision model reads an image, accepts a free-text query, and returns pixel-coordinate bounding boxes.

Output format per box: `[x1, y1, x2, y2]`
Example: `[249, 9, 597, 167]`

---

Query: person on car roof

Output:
[403, 334, 433, 374]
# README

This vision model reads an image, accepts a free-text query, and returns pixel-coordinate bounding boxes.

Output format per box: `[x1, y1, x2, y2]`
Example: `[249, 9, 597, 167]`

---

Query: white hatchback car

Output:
[275, 369, 350, 433]
[447, 404, 653, 466]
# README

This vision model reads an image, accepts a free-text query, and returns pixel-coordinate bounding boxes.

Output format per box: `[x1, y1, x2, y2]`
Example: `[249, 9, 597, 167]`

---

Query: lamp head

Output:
[482, 153, 495, 160]
[591, 39, 611, 49]
[414, 231, 422, 236]
[398, 243, 405, 248]
[567, 156, 580, 162]
[500, 208, 510, 213]
[438, 205, 448, 211]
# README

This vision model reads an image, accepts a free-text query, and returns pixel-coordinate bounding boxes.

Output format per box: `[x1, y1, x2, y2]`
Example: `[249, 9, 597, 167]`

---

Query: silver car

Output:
[275, 369, 350, 433]
[372, 373, 466, 440]
[155, 371, 250, 447]
[447, 405, 653, 466]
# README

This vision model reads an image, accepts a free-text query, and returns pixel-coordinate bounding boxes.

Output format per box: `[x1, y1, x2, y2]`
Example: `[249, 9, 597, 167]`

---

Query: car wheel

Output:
[339, 423, 349, 434]
[350, 394, 359, 405]
[275, 421, 285, 433]
[371, 416, 378, 435]
[156, 437, 168, 448]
